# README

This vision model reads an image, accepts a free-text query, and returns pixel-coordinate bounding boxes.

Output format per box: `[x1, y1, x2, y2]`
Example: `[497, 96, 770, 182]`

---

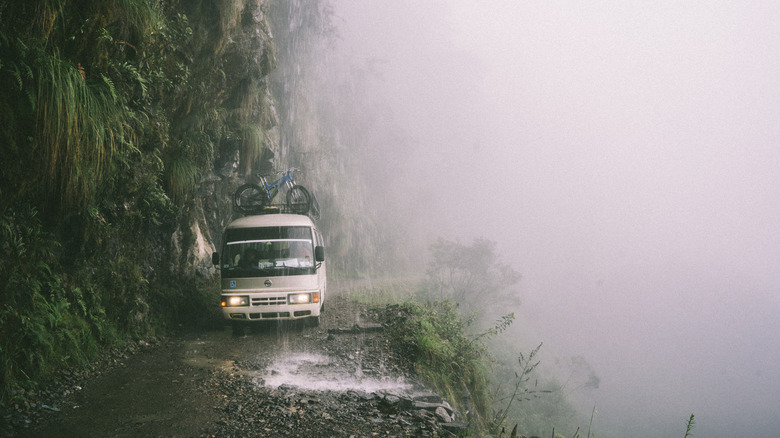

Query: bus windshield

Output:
[221, 226, 315, 277]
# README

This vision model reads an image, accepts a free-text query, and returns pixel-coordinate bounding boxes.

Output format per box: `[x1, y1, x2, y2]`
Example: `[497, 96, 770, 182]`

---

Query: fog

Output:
[326, 1, 780, 436]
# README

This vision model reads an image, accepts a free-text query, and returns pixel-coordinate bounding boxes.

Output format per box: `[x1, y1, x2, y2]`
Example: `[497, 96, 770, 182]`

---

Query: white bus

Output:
[212, 213, 326, 328]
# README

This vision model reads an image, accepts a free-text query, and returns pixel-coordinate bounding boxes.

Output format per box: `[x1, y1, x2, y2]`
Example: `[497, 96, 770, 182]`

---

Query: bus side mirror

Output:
[212, 252, 220, 266]
[314, 246, 325, 262]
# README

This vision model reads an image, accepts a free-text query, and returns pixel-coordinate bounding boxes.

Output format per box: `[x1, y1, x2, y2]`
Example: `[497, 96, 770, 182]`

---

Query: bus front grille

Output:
[251, 296, 286, 306]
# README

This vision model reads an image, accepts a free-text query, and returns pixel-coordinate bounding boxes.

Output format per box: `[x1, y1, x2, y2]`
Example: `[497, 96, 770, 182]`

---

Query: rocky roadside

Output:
[205, 368, 467, 437]
[2, 295, 471, 437]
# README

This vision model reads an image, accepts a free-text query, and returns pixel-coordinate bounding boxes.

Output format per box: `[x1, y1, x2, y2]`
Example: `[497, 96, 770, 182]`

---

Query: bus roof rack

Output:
[238, 203, 315, 218]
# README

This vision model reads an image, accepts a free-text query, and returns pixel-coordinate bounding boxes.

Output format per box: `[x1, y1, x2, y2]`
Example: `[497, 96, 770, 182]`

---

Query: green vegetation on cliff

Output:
[0, 0, 278, 403]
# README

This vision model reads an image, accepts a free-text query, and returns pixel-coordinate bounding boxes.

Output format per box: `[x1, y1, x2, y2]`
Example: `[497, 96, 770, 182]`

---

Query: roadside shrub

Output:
[0, 205, 115, 403]
[386, 300, 494, 433]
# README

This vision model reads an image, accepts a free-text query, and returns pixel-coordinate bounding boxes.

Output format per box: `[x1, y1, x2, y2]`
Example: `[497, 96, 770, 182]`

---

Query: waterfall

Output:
[267, 0, 402, 279]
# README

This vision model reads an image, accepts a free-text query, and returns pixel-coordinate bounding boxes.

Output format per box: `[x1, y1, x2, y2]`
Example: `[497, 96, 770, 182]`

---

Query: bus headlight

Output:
[222, 295, 249, 307]
[288, 293, 311, 304]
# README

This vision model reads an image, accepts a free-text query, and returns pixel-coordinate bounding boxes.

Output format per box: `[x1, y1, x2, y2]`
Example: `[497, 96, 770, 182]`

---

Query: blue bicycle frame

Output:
[259, 170, 296, 202]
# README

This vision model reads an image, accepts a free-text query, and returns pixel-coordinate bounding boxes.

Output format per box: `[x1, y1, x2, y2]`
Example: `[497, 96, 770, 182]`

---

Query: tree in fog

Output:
[422, 237, 521, 322]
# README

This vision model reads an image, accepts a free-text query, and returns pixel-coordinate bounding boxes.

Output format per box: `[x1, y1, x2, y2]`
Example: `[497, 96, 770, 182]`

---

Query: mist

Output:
[320, 1, 780, 437]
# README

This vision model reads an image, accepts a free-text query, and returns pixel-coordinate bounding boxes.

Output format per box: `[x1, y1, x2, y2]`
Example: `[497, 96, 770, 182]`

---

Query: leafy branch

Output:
[683, 413, 696, 438]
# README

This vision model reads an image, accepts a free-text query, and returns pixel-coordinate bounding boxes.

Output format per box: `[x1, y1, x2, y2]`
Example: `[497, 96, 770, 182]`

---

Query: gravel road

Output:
[5, 286, 467, 437]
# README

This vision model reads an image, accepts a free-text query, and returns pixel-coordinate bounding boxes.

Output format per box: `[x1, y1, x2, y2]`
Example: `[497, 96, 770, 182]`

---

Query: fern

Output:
[117, 61, 148, 99]
[100, 73, 118, 102]
[11, 62, 23, 89]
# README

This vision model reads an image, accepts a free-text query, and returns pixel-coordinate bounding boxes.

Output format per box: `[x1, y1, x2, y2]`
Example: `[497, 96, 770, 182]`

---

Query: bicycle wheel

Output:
[286, 185, 311, 215]
[234, 183, 269, 214]
[308, 191, 321, 220]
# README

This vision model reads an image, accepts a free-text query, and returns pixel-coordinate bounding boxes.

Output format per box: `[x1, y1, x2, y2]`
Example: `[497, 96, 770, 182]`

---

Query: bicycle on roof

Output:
[233, 168, 320, 218]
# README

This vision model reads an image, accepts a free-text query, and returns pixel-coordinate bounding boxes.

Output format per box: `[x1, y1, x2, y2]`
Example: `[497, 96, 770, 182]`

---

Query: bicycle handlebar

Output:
[253, 168, 300, 180]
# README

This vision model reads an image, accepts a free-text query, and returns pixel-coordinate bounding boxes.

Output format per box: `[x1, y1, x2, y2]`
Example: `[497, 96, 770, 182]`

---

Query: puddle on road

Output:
[176, 330, 422, 396]
[255, 352, 415, 394]
[180, 339, 235, 369]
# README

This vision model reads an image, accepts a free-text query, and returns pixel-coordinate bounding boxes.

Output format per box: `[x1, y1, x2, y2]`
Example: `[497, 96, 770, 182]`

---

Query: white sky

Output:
[330, 1, 780, 436]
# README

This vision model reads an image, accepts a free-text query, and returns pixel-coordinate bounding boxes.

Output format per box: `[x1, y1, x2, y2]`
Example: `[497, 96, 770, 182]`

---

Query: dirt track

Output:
[8, 286, 465, 437]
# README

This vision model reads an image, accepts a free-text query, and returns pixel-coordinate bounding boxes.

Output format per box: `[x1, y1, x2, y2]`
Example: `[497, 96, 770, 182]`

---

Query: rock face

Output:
[169, 168, 239, 278]
[167, 0, 280, 279]
[169, 198, 220, 278]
